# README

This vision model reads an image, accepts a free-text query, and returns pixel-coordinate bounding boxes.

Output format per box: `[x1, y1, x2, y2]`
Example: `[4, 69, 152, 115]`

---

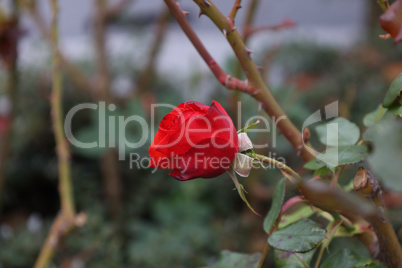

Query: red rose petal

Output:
[149, 100, 238, 180]
[169, 137, 237, 181]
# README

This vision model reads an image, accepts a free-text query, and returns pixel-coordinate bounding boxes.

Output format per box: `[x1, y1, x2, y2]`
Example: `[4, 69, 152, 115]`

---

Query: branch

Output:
[233, 0, 259, 78]
[49, 0, 75, 220]
[25, 2, 93, 94]
[134, 6, 170, 95]
[298, 179, 377, 222]
[255, 154, 377, 222]
[241, 0, 260, 40]
[230, 0, 260, 123]
[34, 213, 86, 268]
[187, 0, 315, 162]
[94, 0, 112, 102]
[243, 19, 295, 39]
[354, 167, 402, 267]
[228, 0, 242, 24]
[165, 2, 388, 259]
[93, 0, 122, 221]
[34, 0, 80, 266]
[163, 1, 253, 94]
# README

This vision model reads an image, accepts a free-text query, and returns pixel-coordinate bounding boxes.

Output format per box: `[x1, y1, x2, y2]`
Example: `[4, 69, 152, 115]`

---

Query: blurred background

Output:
[0, 0, 401, 267]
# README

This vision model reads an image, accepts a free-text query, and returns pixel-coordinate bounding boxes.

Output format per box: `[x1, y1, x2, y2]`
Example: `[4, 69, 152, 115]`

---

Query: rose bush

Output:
[149, 100, 238, 180]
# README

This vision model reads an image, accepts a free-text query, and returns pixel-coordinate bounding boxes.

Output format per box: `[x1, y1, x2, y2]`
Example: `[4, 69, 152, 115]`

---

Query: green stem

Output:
[34, 0, 77, 267]
[230, 0, 259, 125]
[228, 0, 242, 23]
[49, 0, 75, 219]
[254, 153, 301, 183]
[256, 242, 270, 268]
[314, 221, 341, 268]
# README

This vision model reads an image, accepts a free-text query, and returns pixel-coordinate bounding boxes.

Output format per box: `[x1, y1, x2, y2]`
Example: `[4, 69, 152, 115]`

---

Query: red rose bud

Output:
[149, 100, 239, 181]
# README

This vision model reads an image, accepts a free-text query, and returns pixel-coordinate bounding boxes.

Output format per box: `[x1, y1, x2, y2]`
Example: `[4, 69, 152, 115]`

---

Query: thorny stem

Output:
[243, 19, 295, 39]
[166, 0, 395, 263]
[255, 156, 378, 223]
[164, 0, 254, 94]
[34, 0, 78, 267]
[231, 0, 259, 125]
[354, 167, 402, 267]
[228, 0, 242, 24]
[186, 1, 379, 223]
[193, 0, 315, 162]
[49, 0, 75, 220]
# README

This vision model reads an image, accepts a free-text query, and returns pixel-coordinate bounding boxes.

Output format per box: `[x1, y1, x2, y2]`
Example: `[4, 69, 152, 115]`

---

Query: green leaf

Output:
[203, 250, 261, 268]
[274, 248, 316, 268]
[386, 103, 402, 118]
[228, 168, 259, 215]
[316, 145, 369, 171]
[268, 219, 326, 253]
[383, 73, 402, 108]
[320, 248, 379, 268]
[313, 166, 331, 177]
[366, 119, 402, 192]
[263, 178, 286, 233]
[315, 117, 360, 147]
[363, 103, 401, 130]
[363, 105, 387, 127]
[304, 159, 325, 170]
[238, 119, 260, 133]
[278, 205, 315, 229]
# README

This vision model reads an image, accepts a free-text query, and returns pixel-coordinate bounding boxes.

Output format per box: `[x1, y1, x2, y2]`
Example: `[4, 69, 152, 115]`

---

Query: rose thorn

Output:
[245, 47, 254, 58]
[203, 0, 211, 7]
[223, 29, 227, 37]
